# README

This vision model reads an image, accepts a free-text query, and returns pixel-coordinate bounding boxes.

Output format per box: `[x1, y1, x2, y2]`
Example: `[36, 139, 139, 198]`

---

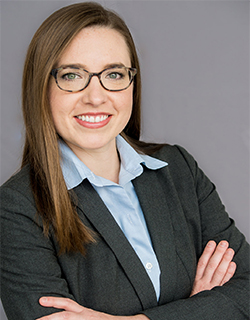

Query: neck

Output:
[70, 140, 121, 184]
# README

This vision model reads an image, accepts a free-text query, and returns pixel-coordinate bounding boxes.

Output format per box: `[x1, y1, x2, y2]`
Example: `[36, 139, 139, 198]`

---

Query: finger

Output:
[221, 261, 237, 285]
[39, 297, 83, 313]
[36, 311, 77, 320]
[36, 310, 66, 320]
[195, 241, 217, 280]
[203, 241, 229, 279]
[211, 248, 235, 285]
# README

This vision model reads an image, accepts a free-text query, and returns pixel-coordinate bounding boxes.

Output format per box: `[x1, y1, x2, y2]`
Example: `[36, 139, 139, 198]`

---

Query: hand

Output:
[37, 297, 148, 320]
[37, 297, 104, 320]
[190, 240, 236, 296]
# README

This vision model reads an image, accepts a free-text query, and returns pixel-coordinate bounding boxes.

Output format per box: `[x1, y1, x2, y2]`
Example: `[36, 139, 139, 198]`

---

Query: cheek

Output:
[49, 97, 61, 130]
[48, 87, 67, 134]
[48, 84, 58, 118]
[126, 91, 134, 121]
[48, 85, 71, 120]
[118, 88, 133, 117]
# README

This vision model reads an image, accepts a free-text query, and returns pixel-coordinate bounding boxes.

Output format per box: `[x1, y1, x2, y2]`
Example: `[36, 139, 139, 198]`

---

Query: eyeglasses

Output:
[50, 66, 137, 92]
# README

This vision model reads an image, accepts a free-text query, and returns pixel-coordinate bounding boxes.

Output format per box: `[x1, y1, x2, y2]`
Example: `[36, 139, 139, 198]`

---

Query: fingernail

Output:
[219, 241, 228, 247]
[226, 248, 234, 255]
[207, 241, 215, 247]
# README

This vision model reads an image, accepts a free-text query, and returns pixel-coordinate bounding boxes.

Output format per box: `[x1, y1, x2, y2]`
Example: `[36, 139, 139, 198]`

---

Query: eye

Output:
[106, 71, 124, 80]
[62, 73, 80, 81]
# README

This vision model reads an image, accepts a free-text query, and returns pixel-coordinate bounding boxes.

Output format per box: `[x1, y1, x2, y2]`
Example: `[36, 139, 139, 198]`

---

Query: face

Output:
[48, 27, 133, 159]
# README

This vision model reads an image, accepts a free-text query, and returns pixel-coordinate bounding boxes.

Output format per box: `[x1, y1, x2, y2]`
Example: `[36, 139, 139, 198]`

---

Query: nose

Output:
[80, 75, 108, 107]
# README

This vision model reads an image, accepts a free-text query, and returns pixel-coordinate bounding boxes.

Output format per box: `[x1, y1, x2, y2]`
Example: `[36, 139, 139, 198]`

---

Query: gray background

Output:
[0, 1, 249, 319]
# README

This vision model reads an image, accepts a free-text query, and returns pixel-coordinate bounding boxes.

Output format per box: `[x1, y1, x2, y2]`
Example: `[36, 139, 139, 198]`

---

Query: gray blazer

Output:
[1, 145, 249, 319]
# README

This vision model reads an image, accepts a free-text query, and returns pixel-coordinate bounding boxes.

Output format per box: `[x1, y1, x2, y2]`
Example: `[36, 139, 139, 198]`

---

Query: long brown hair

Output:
[22, 2, 161, 254]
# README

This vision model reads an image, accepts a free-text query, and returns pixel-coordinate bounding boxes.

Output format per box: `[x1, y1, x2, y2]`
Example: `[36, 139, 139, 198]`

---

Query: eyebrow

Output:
[59, 62, 127, 70]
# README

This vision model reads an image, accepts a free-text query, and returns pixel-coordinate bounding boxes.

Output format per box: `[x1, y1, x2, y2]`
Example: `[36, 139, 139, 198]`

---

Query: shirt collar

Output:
[59, 135, 168, 190]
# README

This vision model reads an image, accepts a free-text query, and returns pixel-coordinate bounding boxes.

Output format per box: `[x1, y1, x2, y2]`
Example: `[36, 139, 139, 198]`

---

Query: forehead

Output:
[57, 27, 131, 69]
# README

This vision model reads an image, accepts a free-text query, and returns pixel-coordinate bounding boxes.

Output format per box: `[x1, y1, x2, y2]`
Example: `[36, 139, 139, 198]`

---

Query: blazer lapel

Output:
[73, 179, 158, 310]
[133, 165, 196, 304]
[132, 167, 177, 304]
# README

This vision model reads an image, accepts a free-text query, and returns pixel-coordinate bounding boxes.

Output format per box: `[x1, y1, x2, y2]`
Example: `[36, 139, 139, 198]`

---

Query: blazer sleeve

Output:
[142, 145, 250, 320]
[0, 180, 75, 320]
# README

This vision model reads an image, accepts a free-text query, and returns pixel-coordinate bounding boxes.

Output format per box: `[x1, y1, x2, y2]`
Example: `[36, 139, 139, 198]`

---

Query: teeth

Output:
[77, 115, 108, 123]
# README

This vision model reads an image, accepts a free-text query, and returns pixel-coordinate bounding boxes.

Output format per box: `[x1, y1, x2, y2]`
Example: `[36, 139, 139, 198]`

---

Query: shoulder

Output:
[0, 165, 35, 209]
[149, 144, 211, 195]
[1, 164, 31, 190]
[151, 144, 218, 207]
[151, 144, 198, 177]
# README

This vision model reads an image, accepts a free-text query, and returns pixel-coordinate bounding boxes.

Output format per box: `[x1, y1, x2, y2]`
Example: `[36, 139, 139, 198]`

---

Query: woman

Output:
[0, 2, 249, 319]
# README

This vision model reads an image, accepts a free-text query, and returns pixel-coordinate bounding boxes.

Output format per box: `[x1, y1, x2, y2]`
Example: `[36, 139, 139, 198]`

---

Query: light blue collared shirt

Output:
[59, 135, 168, 300]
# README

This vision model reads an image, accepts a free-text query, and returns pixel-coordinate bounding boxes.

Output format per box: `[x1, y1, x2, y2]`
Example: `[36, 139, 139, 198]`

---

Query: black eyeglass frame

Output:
[50, 66, 137, 92]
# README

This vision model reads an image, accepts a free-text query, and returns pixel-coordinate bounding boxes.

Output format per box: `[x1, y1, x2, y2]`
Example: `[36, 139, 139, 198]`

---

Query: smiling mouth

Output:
[76, 114, 109, 123]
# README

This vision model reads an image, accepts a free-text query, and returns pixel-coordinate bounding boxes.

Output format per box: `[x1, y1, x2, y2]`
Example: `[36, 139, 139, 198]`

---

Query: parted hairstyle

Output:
[21, 1, 163, 254]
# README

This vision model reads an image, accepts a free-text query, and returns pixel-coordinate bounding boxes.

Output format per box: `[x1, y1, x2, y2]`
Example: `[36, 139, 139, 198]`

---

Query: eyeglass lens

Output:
[55, 67, 136, 92]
